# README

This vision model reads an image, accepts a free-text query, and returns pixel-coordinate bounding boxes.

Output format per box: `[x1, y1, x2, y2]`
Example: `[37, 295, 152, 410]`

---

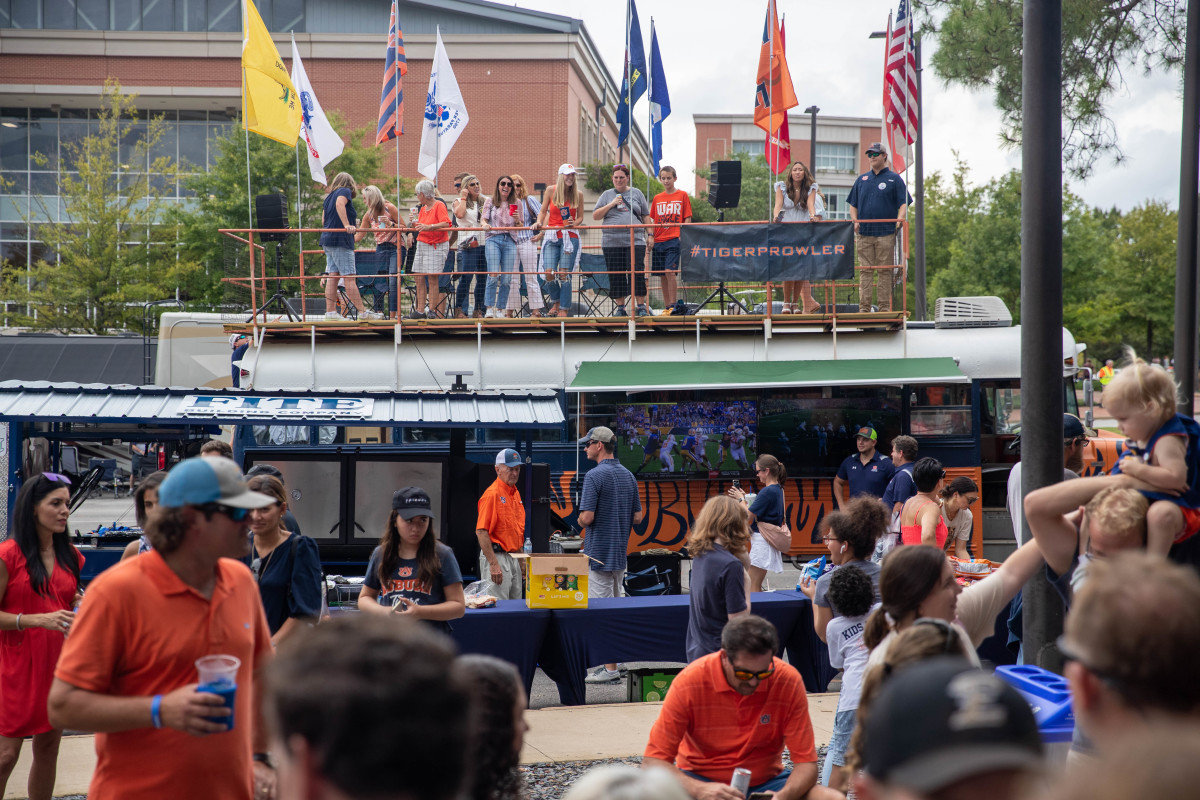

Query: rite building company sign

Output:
[180, 395, 374, 418]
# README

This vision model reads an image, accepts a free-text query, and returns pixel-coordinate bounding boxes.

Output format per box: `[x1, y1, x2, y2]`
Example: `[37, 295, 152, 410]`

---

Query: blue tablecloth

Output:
[539, 592, 831, 706]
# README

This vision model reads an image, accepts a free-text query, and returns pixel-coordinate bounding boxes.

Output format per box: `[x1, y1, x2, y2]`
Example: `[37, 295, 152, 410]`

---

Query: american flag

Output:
[375, 0, 408, 144]
[882, 0, 917, 172]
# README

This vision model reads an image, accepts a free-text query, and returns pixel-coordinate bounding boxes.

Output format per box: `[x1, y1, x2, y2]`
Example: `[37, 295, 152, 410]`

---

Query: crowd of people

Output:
[308, 141, 911, 322]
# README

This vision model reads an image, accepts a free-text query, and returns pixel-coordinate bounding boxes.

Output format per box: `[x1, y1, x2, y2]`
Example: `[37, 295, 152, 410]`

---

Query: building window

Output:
[5, 0, 305, 32]
[579, 106, 598, 166]
[822, 187, 850, 220]
[815, 143, 856, 174]
[731, 140, 765, 158]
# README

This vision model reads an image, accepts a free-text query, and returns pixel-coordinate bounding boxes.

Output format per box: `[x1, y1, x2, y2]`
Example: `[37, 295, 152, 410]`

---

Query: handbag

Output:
[756, 520, 792, 553]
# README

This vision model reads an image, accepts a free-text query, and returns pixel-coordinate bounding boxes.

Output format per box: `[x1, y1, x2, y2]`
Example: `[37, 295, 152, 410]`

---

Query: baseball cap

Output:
[158, 457, 275, 510]
[392, 486, 435, 520]
[578, 426, 616, 445]
[495, 448, 523, 468]
[865, 142, 887, 155]
[855, 426, 878, 441]
[862, 658, 1043, 793]
[558, 163, 578, 175]
[1063, 413, 1095, 439]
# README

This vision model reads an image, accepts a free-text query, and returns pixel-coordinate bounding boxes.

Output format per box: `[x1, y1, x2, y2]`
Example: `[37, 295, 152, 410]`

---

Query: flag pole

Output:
[292, 33, 303, 261]
[622, 0, 631, 167]
[393, 0, 401, 214]
[243, 67, 253, 231]
[767, 0, 774, 214]
[435, 26, 441, 191]
[647, 17, 654, 200]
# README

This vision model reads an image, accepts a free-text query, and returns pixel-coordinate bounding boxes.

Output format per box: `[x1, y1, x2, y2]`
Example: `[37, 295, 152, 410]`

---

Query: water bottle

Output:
[523, 536, 533, 554]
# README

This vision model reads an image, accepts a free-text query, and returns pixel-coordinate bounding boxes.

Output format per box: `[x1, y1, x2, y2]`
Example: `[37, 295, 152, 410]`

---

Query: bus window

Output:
[910, 384, 972, 437]
[980, 382, 1019, 435]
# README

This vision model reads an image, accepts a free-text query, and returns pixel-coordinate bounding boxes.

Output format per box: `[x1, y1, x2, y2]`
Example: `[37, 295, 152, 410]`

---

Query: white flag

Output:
[291, 35, 344, 184]
[417, 28, 469, 179]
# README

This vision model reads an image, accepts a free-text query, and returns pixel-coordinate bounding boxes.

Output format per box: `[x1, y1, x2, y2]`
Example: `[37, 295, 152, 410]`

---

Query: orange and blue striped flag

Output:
[376, 0, 408, 144]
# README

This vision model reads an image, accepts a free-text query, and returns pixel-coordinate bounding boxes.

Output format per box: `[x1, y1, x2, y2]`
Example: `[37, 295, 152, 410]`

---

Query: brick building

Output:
[693, 112, 883, 219]
[0, 0, 650, 277]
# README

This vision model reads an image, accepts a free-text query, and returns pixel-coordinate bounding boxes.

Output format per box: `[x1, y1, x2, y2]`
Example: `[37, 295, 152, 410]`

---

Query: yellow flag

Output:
[242, 0, 301, 145]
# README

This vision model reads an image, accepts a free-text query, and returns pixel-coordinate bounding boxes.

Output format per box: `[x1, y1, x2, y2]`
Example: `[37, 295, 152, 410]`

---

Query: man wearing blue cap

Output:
[475, 449, 528, 600]
[50, 456, 279, 800]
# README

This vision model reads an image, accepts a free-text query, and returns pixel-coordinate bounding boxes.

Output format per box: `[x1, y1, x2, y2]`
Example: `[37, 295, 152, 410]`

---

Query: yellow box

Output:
[517, 554, 591, 609]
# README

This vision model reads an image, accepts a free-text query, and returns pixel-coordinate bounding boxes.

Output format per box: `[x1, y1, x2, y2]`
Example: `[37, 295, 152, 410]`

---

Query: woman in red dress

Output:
[0, 473, 83, 799]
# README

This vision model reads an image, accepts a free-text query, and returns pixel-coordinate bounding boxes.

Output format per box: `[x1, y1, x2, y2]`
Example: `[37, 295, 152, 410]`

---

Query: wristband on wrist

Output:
[150, 695, 163, 729]
[253, 752, 276, 769]
[14, 614, 21, 631]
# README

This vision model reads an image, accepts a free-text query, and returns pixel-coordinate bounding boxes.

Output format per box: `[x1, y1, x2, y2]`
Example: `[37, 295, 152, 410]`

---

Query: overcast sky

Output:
[513, 0, 1185, 212]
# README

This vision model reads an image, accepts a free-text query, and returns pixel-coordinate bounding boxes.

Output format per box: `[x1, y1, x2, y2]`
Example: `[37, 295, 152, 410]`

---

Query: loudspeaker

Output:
[708, 160, 742, 208]
[255, 193, 289, 242]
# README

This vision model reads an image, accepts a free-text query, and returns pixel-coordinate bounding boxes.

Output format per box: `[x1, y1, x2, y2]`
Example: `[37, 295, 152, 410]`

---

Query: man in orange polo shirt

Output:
[643, 615, 841, 800]
[476, 448, 527, 600]
[48, 456, 277, 800]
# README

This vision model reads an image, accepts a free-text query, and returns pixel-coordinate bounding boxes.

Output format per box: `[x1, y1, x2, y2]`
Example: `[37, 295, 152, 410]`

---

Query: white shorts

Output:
[749, 531, 784, 573]
[731, 446, 746, 462]
[659, 453, 674, 471]
[413, 241, 448, 274]
[589, 569, 626, 598]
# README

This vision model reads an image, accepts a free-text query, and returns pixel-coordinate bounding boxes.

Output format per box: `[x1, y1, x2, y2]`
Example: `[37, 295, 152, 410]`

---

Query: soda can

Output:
[731, 767, 751, 797]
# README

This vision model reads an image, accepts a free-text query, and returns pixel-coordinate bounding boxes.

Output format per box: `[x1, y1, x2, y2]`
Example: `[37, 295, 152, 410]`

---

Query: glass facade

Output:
[0, 0, 304, 32]
[822, 187, 850, 220]
[0, 107, 231, 276]
[814, 142, 856, 174]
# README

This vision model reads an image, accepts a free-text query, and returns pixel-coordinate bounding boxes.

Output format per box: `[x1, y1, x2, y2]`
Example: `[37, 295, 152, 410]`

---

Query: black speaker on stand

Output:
[249, 193, 300, 322]
[701, 161, 746, 313]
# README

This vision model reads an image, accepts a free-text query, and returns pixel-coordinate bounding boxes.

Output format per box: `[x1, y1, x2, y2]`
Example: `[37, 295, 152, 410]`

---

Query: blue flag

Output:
[617, 0, 647, 148]
[648, 22, 670, 176]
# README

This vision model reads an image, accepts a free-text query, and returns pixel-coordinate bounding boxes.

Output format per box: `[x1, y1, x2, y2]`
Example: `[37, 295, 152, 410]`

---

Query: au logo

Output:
[399, 566, 413, 578]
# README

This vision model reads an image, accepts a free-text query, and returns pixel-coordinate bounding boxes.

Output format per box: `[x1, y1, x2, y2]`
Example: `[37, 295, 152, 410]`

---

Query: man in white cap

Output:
[847, 142, 909, 313]
[50, 456, 278, 800]
[475, 448, 528, 600]
[579, 426, 643, 684]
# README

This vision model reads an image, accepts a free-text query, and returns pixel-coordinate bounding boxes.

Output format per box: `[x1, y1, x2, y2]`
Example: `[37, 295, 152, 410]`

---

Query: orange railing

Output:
[219, 218, 909, 325]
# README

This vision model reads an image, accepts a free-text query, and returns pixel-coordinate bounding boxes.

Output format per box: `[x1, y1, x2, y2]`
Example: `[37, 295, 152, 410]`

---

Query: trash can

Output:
[995, 664, 1074, 765]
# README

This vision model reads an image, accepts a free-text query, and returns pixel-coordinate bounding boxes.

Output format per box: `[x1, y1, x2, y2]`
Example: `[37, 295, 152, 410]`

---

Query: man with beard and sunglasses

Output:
[49, 457, 278, 800]
[642, 615, 841, 800]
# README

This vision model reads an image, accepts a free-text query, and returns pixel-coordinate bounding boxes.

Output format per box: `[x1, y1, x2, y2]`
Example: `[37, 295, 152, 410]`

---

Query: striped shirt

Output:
[644, 652, 817, 784]
[580, 458, 641, 573]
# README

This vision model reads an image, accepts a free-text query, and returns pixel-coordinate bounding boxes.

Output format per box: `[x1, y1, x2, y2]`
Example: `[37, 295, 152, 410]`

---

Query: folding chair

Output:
[575, 253, 613, 317]
[623, 563, 671, 597]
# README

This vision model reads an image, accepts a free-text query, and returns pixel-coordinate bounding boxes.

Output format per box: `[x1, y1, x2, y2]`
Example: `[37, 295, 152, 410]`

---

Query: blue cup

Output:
[195, 654, 240, 731]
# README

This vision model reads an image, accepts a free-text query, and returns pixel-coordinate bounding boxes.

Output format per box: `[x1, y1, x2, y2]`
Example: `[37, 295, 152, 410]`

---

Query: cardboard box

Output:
[626, 668, 682, 702]
[517, 553, 590, 608]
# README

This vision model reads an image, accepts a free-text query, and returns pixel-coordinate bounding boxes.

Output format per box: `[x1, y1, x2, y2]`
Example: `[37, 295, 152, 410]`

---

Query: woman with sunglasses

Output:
[480, 176, 521, 319]
[119, 470, 167, 562]
[863, 539, 1044, 668]
[727, 454, 787, 591]
[502, 173, 545, 317]
[0, 473, 83, 800]
[246, 475, 322, 646]
[798, 496, 885, 642]
[940, 476, 980, 560]
[684, 495, 752, 662]
[899, 457, 950, 548]
[537, 164, 583, 317]
[358, 487, 465, 632]
[452, 174, 487, 318]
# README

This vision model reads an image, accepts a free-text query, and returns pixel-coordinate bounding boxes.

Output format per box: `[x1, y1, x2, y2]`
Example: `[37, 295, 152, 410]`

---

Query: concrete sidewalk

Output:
[11, 694, 840, 798]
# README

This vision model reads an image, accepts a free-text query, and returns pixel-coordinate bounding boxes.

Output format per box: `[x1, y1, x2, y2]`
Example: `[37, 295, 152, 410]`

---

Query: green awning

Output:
[568, 358, 968, 392]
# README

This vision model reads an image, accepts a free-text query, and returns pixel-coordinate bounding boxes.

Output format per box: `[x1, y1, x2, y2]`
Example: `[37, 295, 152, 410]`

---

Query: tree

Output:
[920, 0, 1186, 178]
[691, 152, 777, 222]
[171, 112, 396, 307]
[1, 79, 197, 334]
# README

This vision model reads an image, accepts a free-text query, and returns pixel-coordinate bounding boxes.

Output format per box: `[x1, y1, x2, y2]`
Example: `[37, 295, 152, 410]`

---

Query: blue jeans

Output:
[456, 245, 486, 313]
[485, 236, 516, 309]
[540, 238, 578, 313]
[820, 708, 856, 785]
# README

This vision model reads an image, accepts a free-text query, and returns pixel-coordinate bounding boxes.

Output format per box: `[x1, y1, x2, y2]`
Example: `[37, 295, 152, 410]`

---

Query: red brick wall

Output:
[693, 122, 731, 194]
[859, 125, 883, 172]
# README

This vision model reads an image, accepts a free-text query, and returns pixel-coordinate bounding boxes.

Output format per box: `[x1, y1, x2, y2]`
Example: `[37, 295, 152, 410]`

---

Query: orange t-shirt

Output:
[55, 552, 273, 800]
[650, 189, 693, 243]
[476, 477, 526, 553]
[417, 201, 450, 245]
[644, 653, 816, 784]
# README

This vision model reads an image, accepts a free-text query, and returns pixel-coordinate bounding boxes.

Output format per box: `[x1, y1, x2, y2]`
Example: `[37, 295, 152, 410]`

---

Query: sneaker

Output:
[584, 667, 622, 685]
[612, 305, 628, 317]
[360, 310, 383, 320]
[484, 308, 497, 318]
[324, 311, 346, 321]
[403, 310, 426, 320]
[636, 304, 650, 317]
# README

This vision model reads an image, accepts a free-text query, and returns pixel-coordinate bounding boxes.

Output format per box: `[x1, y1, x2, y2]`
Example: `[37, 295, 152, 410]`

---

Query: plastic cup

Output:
[509, 203, 519, 219]
[196, 654, 240, 731]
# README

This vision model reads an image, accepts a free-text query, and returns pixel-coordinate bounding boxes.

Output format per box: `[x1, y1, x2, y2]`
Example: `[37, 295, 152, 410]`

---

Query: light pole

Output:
[804, 105, 819, 173]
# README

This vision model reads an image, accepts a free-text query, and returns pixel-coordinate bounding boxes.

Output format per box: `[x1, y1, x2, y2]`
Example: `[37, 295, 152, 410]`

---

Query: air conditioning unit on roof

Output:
[934, 296, 1013, 329]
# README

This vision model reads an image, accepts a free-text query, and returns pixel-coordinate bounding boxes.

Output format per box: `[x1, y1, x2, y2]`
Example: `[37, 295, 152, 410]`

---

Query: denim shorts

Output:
[323, 246, 356, 276]
[826, 708, 856, 765]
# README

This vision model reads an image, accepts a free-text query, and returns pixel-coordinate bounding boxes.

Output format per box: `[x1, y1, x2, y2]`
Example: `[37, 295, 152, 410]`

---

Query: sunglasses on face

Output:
[729, 662, 775, 681]
[41, 472, 72, 485]
[499, 181, 513, 187]
[454, 182, 462, 188]
[513, 182, 524, 188]
[202, 503, 250, 522]
[866, 151, 883, 157]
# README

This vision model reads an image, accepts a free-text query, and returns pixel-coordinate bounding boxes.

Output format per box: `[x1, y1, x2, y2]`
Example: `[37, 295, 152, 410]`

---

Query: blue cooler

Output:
[995, 664, 1074, 765]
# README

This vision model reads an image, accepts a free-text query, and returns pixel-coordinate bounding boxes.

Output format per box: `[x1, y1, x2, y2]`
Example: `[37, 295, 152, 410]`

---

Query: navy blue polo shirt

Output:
[836, 451, 894, 499]
[846, 168, 909, 237]
[882, 462, 917, 507]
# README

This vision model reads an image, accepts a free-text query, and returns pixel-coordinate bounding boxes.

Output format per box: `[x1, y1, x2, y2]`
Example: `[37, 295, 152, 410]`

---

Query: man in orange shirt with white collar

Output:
[476, 448, 527, 600]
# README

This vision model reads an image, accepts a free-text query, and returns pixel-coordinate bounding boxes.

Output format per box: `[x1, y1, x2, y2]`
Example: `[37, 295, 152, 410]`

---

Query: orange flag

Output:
[752, 0, 798, 135]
